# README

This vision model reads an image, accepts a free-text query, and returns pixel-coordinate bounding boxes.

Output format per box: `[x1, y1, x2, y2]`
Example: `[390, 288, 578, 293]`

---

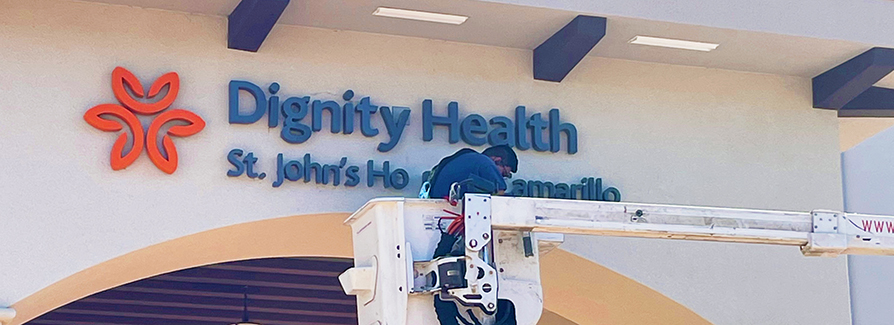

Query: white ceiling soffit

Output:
[71, 0, 881, 80]
[875, 71, 894, 89]
[480, 0, 894, 50]
[70, 0, 242, 16]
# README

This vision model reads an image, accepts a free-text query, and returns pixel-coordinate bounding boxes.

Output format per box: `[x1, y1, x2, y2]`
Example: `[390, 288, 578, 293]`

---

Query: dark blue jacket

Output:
[429, 150, 507, 199]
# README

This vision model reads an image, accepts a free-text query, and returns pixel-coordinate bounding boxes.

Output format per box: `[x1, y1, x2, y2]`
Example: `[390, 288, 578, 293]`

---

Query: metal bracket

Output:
[446, 194, 498, 314]
[811, 210, 841, 233]
[412, 256, 466, 294]
[409, 195, 499, 314]
[802, 210, 847, 257]
[464, 194, 493, 252]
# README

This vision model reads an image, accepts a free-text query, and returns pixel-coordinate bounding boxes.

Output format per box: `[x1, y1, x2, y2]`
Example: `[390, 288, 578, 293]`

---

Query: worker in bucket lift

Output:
[419, 145, 519, 325]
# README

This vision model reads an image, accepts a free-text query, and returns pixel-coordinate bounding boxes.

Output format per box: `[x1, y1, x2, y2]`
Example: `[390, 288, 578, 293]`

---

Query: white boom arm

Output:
[339, 195, 894, 325]
[486, 195, 894, 257]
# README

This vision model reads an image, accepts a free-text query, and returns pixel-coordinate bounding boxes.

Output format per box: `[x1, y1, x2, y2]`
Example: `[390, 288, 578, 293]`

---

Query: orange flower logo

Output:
[85, 67, 205, 174]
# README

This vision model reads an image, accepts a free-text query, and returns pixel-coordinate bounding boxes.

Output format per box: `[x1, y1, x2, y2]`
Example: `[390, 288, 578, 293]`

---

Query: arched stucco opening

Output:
[9, 213, 355, 325]
[23, 256, 358, 324]
[9, 213, 709, 325]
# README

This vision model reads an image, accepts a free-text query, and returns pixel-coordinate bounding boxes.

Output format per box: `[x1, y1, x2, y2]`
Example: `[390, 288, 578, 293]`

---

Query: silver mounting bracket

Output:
[802, 210, 847, 257]
[448, 194, 499, 314]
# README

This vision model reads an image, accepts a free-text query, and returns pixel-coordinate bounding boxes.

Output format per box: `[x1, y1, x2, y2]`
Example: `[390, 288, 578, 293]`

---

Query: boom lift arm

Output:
[339, 194, 894, 325]
[486, 195, 894, 257]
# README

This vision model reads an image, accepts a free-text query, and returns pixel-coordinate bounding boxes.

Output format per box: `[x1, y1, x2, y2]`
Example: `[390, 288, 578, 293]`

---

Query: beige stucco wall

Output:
[0, 0, 846, 324]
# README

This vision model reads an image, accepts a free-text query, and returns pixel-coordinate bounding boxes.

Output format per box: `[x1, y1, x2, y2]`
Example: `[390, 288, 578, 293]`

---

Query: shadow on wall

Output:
[9, 213, 710, 325]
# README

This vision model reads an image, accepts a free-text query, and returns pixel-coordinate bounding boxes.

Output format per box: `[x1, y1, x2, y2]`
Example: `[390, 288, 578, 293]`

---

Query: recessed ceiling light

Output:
[628, 36, 719, 52]
[372, 7, 468, 25]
